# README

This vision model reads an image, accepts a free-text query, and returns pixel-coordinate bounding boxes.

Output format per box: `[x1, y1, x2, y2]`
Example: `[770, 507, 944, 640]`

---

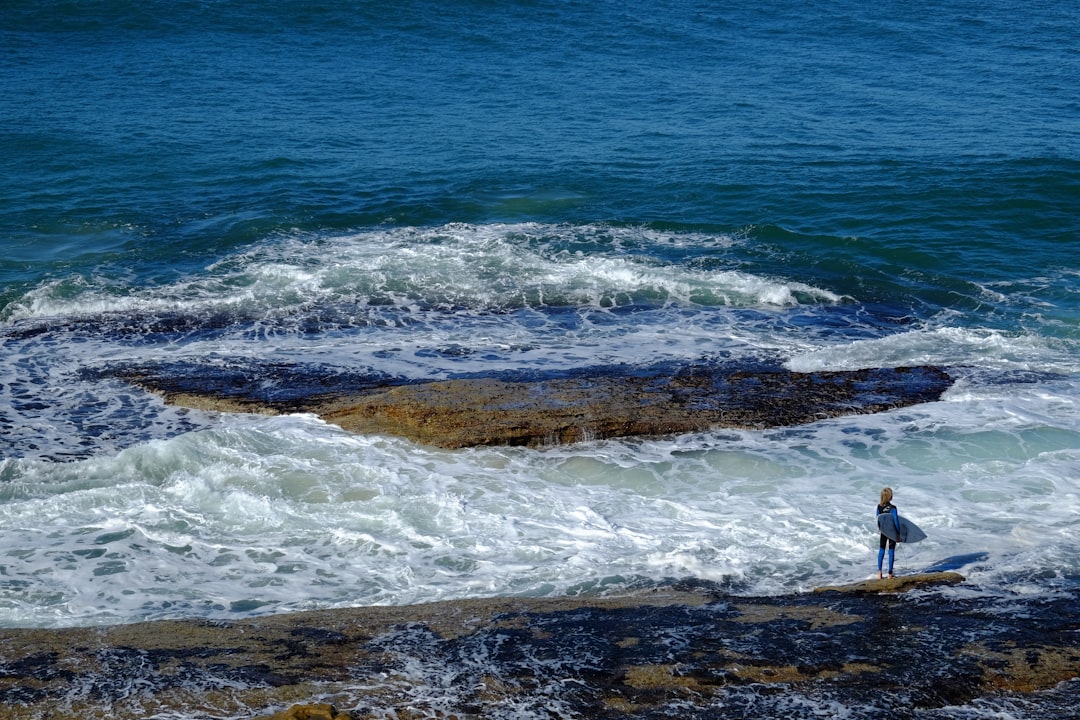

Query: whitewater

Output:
[2, 223, 1078, 630]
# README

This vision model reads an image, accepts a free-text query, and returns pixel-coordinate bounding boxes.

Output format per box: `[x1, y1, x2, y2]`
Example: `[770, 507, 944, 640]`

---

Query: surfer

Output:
[876, 487, 900, 579]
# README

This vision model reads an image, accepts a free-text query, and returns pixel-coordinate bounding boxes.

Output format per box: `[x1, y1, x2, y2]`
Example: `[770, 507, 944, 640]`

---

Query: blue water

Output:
[2, 1, 1080, 716]
[1, 1, 1079, 715]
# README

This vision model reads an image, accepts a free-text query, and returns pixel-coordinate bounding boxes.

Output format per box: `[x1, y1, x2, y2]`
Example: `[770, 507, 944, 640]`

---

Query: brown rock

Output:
[117, 361, 955, 448]
[813, 571, 965, 594]
[316, 365, 955, 447]
[254, 704, 351, 720]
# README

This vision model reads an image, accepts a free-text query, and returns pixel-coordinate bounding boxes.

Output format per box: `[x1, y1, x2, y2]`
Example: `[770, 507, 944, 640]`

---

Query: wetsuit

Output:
[877, 501, 900, 575]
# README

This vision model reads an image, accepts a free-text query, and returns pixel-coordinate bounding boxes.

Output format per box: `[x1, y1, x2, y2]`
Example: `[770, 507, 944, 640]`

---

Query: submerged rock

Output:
[110, 359, 954, 448]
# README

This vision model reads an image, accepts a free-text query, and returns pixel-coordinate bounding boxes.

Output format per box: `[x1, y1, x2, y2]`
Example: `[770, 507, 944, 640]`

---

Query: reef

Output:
[2, 575, 1078, 719]
[106, 359, 955, 448]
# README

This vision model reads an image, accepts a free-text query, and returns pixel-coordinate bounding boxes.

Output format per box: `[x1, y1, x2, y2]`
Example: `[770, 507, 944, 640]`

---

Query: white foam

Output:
[1, 223, 841, 328]
[2, 223, 1079, 627]
[2, 394, 1078, 628]
[786, 325, 1080, 374]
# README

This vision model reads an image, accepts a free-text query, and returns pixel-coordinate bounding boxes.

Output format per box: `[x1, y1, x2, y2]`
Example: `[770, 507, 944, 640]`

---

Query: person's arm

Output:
[891, 507, 900, 534]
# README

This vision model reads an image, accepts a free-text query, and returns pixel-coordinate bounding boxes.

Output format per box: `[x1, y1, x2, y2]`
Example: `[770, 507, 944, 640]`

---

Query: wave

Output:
[786, 325, 1080, 376]
[1, 224, 844, 331]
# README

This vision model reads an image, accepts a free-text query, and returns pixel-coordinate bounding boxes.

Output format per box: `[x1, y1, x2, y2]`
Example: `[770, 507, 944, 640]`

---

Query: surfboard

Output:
[877, 512, 927, 543]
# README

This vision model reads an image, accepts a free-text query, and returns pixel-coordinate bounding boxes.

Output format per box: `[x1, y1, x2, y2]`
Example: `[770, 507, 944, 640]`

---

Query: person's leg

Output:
[887, 539, 897, 577]
[878, 535, 887, 578]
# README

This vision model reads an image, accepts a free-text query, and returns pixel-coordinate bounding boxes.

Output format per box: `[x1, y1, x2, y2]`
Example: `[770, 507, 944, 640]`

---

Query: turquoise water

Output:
[2, 0, 1080, 693]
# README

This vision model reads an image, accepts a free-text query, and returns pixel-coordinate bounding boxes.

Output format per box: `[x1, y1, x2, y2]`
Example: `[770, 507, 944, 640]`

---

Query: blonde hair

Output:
[880, 487, 893, 505]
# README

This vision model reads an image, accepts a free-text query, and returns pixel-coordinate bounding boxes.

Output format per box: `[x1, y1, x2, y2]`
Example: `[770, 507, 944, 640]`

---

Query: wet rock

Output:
[253, 703, 352, 720]
[110, 359, 955, 448]
[1, 583, 1078, 719]
[813, 571, 965, 594]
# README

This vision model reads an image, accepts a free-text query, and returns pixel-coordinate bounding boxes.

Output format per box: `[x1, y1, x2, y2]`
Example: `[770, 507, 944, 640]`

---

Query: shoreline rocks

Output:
[813, 570, 965, 594]
[2, 578, 1079, 719]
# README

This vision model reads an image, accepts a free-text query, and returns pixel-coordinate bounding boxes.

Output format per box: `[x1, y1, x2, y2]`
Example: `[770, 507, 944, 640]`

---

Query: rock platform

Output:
[110, 360, 955, 448]
[2, 578, 1079, 719]
[813, 570, 965, 594]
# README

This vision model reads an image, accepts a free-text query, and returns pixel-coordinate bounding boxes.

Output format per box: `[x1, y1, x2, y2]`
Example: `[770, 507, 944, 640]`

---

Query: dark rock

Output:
[1, 585, 1078, 719]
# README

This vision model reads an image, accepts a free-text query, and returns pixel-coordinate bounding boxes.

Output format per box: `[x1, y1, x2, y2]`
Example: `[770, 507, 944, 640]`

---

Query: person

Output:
[876, 487, 900, 579]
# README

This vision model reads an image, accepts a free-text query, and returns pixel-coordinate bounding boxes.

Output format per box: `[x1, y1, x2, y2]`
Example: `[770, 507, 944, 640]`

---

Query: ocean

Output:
[2, 0, 1079, 716]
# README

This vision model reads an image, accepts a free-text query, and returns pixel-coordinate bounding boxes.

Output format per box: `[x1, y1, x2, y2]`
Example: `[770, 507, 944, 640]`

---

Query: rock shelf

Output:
[111, 360, 955, 448]
[3, 577, 1079, 719]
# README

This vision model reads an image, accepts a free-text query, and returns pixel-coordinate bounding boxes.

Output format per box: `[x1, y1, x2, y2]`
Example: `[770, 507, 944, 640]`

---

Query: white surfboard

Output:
[877, 512, 927, 543]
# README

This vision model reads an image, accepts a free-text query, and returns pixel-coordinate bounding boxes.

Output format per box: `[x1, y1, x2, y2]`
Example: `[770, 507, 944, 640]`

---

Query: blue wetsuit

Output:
[877, 502, 900, 575]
